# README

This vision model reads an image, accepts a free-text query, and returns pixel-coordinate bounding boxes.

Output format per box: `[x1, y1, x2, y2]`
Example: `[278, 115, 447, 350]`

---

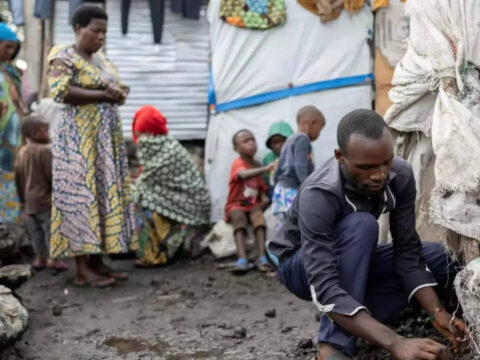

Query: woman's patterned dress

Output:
[47, 45, 135, 258]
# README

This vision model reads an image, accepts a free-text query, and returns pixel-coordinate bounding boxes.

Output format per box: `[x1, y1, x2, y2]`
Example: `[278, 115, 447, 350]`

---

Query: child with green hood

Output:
[262, 121, 294, 200]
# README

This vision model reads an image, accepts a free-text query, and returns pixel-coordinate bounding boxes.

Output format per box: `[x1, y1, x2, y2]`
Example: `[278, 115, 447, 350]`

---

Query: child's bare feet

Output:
[47, 258, 69, 271]
[33, 255, 48, 270]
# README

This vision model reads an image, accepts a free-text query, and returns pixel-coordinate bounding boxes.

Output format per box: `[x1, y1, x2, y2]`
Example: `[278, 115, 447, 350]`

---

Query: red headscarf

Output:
[132, 105, 168, 143]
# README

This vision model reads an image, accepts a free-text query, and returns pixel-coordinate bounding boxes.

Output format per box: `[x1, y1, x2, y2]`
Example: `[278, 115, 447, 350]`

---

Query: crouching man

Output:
[268, 109, 467, 360]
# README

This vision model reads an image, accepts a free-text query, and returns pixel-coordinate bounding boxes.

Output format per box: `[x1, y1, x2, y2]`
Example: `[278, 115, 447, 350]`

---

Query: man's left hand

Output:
[433, 309, 469, 353]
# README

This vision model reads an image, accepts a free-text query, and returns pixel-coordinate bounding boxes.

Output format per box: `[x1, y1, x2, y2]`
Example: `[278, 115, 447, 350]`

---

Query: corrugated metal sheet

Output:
[53, 0, 209, 140]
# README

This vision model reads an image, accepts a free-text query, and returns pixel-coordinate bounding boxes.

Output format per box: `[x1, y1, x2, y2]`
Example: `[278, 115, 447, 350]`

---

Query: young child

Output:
[262, 121, 294, 200]
[225, 129, 274, 274]
[14, 116, 67, 271]
[273, 106, 325, 229]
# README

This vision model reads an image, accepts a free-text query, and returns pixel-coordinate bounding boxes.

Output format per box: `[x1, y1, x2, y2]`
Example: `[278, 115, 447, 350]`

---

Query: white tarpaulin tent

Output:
[206, 0, 374, 221]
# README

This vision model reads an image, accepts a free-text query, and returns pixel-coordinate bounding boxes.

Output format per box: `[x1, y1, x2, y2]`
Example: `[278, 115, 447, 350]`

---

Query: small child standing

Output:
[225, 129, 274, 274]
[14, 116, 67, 271]
[273, 106, 325, 229]
[262, 121, 294, 200]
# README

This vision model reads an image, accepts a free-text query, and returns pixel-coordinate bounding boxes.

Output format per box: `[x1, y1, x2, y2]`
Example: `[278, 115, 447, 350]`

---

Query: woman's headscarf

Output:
[0, 23, 18, 42]
[132, 105, 168, 143]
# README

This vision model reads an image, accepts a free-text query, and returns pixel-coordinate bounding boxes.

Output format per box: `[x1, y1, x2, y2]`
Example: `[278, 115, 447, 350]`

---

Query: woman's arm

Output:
[49, 59, 124, 105]
[63, 86, 110, 105]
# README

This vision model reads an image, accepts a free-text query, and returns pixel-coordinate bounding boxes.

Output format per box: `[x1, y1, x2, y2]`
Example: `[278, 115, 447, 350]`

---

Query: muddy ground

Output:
[1, 255, 476, 360]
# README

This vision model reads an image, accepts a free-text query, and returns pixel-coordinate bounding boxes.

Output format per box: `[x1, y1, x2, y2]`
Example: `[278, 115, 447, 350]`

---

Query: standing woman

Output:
[47, 6, 135, 288]
[0, 23, 28, 222]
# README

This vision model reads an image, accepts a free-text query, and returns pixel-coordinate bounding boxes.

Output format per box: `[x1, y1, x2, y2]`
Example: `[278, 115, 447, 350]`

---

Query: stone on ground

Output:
[0, 265, 32, 290]
[0, 285, 28, 349]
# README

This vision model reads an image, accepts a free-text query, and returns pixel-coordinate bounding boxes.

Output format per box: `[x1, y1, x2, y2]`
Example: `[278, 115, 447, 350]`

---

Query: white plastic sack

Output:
[385, 0, 480, 239]
[201, 207, 276, 259]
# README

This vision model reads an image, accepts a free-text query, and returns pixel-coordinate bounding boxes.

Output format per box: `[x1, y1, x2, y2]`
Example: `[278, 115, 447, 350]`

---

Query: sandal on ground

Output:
[323, 352, 352, 360]
[230, 258, 253, 275]
[47, 259, 69, 271]
[100, 270, 128, 280]
[255, 255, 274, 272]
[134, 259, 162, 268]
[94, 267, 129, 280]
[74, 276, 116, 288]
[33, 260, 47, 270]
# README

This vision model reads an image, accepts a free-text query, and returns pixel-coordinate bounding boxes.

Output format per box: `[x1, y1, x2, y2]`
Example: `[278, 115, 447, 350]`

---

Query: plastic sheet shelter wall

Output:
[206, 0, 374, 221]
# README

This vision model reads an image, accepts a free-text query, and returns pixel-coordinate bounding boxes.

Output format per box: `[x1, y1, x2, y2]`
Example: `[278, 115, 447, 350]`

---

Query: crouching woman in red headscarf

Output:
[131, 106, 211, 267]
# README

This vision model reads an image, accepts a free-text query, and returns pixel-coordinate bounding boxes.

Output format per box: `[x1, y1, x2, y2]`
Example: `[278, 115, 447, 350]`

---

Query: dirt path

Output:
[3, 257, 476, 360]
[8, 257, 319, 360]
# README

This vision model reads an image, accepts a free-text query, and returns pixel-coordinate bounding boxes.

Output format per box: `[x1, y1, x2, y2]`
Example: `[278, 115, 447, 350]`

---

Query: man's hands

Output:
[387, 308, 469, 360]
[390, 337, 452, 360]
[432, 309, 469, 353]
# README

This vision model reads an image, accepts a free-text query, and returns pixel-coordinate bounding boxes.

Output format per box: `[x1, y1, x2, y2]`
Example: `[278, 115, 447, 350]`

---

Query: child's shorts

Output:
[228, 207, 266, 234]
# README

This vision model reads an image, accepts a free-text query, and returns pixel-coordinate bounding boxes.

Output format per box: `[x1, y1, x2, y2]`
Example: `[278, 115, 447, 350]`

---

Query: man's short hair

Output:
[232, 129, 252, 146]
[21, 116, 46, 140]
[337, 109, 387, 152]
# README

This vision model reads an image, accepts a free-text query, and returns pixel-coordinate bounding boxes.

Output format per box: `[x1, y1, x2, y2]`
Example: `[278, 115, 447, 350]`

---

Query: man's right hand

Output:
[390, 337, 452, 360]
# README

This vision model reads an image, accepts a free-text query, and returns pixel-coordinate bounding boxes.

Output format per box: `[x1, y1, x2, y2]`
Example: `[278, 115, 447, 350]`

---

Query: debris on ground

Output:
[265, 309, 276, 318]
[231, 327, 247, 339]
[51, 305, 62, 317]
[297, 338, 314, 349]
